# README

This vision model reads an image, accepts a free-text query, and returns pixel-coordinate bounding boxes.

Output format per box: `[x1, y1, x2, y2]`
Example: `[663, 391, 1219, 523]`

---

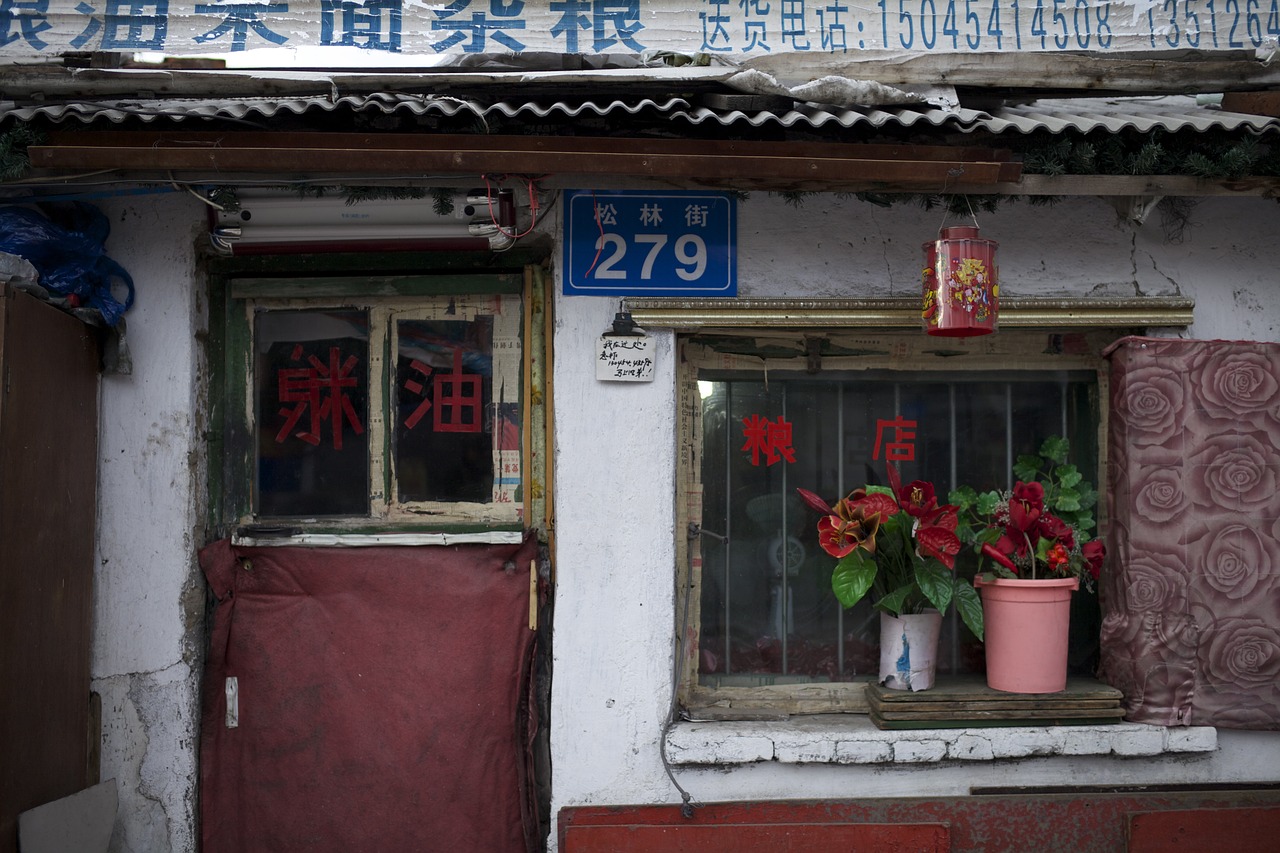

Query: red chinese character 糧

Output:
[741, 414, 797, 467]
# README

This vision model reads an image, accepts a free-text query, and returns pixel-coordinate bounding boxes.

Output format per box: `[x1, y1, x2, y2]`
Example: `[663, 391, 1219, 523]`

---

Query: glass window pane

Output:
[256, 309, 370, 517]
[394, 316, 497, 503]
[698, 369, 1098, 683]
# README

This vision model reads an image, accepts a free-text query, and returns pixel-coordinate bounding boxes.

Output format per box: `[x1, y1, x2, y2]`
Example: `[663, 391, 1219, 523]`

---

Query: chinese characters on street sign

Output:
[563, 190, 736, 297]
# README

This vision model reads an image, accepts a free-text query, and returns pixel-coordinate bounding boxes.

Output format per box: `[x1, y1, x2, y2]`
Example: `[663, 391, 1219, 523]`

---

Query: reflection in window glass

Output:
[698, 370, 1098, 685]
[255, 310, 370, 517]
[394, 317, 495, 503]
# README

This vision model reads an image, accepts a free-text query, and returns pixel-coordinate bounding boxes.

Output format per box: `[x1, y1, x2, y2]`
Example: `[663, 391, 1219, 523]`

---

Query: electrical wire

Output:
[168, 171, 225, 210]
[583, 188, 606, 278]
[481, 173, 550, 242]
[658, 522, 705, 820]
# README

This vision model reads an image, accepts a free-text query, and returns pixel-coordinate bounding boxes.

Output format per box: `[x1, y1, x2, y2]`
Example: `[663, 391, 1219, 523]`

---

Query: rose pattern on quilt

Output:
[1103, 338, 1280, 730]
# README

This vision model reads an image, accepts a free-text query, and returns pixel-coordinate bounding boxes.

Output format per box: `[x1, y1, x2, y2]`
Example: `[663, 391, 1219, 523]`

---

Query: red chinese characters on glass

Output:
[741, 414, 797, 466]
[873, 416, 917, 462]
[401, 347, 483, 434]
[275, 344, 365, 450]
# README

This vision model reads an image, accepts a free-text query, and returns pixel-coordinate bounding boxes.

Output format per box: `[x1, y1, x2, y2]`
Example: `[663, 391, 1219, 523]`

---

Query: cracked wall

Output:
[93, 194, 207, 853]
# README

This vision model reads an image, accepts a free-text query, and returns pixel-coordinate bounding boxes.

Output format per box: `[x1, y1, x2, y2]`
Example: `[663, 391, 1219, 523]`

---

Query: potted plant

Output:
[950, 436, 1106, 694]
[798, 464, 984, 692]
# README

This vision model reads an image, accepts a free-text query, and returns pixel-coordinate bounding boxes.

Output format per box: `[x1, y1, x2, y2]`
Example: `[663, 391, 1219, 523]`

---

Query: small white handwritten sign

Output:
[597, 335, 656, 382]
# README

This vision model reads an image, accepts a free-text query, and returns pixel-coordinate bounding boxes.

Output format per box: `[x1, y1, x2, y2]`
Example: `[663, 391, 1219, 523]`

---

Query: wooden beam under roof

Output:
[20, 132, 1280, 197]
[27, 131, 1022, 190]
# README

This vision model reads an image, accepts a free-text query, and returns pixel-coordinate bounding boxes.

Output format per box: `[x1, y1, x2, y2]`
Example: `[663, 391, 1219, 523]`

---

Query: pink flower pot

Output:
[975, 576, 1079, 693]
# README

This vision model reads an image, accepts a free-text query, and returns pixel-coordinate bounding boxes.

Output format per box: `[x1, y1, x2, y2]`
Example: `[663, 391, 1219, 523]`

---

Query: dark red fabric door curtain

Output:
[199, 535, 540, 852]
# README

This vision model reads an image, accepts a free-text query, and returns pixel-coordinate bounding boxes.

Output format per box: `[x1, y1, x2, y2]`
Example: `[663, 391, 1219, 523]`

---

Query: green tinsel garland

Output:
[0, 125, 44, 181]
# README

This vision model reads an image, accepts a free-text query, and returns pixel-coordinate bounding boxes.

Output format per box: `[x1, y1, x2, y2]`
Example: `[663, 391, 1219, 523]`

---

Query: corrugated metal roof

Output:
[671, 96, 1280, 134]
[0, 92, 694, 125]
[3, 91, 1276, 136]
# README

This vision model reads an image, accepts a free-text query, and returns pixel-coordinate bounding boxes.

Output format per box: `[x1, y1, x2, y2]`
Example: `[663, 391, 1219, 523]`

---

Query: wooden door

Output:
[0, 286, 101, 852]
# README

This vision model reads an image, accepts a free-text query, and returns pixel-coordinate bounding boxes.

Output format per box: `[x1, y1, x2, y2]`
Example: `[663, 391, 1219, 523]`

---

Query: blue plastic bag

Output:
[0, 202, 134, 325]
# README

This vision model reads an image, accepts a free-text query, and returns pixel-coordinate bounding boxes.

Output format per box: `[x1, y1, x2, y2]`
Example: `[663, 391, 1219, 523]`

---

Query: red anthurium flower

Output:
[1038, 513, 1075, 551]
[848, 490, 900, 526]
[898, 480, 938, 518]
[981, 543, 1018, 574]
[1082, 540, 1106, 580]
[796, 487, 836, 516]
[817, 511, 880, 559]
[917, 524, 961, 570]
[925, 506, 959, 532]
[885, 460, 903, 502]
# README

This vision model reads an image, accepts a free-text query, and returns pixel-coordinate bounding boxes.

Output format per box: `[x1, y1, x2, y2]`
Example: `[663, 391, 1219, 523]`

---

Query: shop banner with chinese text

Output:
[3, 0, 1275, 60]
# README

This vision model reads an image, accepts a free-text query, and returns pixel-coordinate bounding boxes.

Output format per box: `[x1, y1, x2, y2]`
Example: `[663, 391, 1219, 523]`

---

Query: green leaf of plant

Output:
[1054, 489, 1082, 512]
[1055, 464, 1082, 488]
[975, 526, 1002, 546]
[875, 584, 914, 617]
[1013, 455, 1041, 482]
[915, 561, 953, 615]
[867, 484, 894, 497]
[831, 549, 877, 609]
[948, 485, 978, 511]
[1040, 436, 1070, 464]
[976, 491, 1001, 515]
[953, 581, 984, 641]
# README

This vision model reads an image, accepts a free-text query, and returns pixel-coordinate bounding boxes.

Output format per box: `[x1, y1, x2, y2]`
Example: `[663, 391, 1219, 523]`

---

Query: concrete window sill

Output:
[665, 716, 1217, 765]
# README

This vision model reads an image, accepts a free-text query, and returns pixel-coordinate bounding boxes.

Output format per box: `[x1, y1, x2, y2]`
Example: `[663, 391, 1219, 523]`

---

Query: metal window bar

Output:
[710, 374, 1083, 680]
[723, 383, 733, 676]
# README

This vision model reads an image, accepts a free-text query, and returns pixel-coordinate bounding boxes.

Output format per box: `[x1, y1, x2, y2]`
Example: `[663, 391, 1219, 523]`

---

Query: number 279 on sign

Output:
[562, 190, 737, 297]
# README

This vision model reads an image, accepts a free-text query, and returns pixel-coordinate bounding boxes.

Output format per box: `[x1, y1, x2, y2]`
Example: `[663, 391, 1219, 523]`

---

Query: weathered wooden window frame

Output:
[641, 296, 1194, 716]
[210, 267, 549, 539]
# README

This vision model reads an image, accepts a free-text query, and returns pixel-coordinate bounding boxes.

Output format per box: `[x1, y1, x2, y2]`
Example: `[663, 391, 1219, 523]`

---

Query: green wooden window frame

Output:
[207, 262, 545, 538]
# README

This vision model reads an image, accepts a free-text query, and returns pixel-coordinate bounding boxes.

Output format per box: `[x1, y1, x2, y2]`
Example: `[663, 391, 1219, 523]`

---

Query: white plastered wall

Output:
[93, 192, 206, 853]
[549, 193, 1280, 849]
[80, 189, 1280, 853]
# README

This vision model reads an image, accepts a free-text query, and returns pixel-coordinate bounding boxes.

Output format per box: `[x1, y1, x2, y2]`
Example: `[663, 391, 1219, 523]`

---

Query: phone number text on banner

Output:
[2, 0, 1276, 58]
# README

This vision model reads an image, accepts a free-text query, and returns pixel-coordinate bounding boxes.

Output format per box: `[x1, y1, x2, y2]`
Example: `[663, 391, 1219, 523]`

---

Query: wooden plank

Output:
[27, 144, 1008, 186]
[865, 701, 1126, 717]
[0, 288, 100, 853]
[562, 793, 1280, 853]
[868, 676, 1122, 704]
[45, 131, 1016, 165]
[1128, 807, 1280, 853]
[867, 695, 1121, 714]
[562, 822, 950, 853]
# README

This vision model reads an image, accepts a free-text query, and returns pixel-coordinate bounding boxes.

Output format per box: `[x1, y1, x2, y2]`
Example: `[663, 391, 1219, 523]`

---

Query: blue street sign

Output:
[562, 190, 736, 297]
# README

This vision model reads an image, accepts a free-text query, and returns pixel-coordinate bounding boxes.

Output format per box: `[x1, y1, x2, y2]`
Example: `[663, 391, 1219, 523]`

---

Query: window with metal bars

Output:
[682, 333, 1105, 701]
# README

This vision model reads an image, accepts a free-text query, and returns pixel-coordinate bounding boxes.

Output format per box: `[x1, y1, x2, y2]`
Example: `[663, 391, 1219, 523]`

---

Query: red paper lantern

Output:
[921, 225, 999, 337]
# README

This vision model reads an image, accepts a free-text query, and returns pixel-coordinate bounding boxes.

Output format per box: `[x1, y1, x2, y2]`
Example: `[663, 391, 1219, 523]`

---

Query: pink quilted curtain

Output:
[1102, 337, 1280, 729]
